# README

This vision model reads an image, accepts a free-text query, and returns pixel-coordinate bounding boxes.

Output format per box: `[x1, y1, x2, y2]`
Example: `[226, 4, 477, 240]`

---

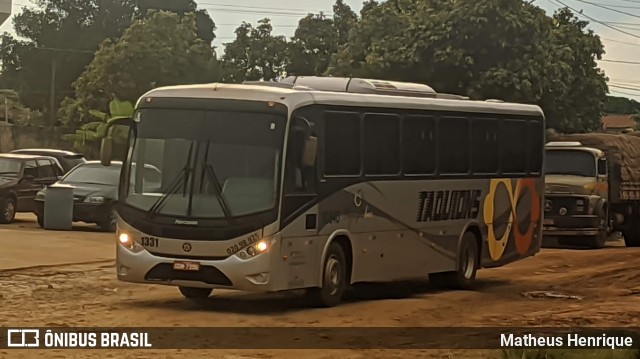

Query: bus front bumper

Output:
[115, 241, 283, 293]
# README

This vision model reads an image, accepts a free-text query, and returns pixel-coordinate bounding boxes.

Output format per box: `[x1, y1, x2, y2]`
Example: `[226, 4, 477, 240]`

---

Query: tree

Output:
[136, 0, 216, 45]
[221, 19, 288, 82]
[62, 98, 134, 157]
[68, 11, 219, 122]
[0, 89, 32, 124]
[604, 96, 640, 115]
[327, 0, 608, 133]
[0, 0, 216, 126]
[287, 1, 358, 76]
[0, 0, 138, 124]
[287, 14, 337, 76]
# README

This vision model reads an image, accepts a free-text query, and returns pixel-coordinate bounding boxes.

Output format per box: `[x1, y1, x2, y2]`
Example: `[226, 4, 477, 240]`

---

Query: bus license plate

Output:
[173, 261, 200, 271]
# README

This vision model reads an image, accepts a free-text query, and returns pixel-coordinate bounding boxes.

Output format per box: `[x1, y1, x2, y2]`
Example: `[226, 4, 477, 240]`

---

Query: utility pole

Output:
[4, 97, 8, 123]
[49, 57, 56, 126]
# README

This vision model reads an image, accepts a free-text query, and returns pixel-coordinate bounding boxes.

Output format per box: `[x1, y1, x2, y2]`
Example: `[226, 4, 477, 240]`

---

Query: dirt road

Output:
[1, 215, 639, 358]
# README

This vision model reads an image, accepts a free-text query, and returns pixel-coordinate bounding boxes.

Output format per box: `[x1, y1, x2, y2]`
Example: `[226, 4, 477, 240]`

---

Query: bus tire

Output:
[306, 242, 347, 307]
[178, 286, 212, 299]
[429, 231, 479, 290]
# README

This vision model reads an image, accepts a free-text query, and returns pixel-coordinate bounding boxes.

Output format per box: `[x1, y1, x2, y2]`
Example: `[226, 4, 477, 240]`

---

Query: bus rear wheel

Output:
[429, 231, 479, 290]
[305, 242, 347, 307]
[178, 286, 212, 299]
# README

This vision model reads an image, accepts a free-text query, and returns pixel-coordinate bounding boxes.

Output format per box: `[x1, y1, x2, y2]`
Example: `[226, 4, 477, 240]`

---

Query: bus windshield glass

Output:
[123, 108, 286, 219]
[545, 149, 596, 177]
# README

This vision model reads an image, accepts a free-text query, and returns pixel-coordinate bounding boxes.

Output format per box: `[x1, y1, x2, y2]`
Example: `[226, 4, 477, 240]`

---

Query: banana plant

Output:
[62, 98, 134, 148]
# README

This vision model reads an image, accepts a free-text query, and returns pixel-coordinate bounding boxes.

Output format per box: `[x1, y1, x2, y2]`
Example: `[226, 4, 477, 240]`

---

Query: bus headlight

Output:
[119, 233, 131, 247]
[237, 239, 272, 260]
[84, 196, 105, 204]
[118, 231, 143, 252]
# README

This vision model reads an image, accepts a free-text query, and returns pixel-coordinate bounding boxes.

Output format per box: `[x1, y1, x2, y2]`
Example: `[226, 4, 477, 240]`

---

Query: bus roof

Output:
[137, 78, 545, 118]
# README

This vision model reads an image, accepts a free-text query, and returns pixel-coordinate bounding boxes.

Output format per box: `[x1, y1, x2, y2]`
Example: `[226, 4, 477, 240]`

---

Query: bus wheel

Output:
[178, 287, 212, 299]
[429, 231, 479, 290]
[306, 242, 347, 307]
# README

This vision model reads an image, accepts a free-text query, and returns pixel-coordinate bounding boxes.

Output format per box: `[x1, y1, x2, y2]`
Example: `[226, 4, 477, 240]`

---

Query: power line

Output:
[568, 0, 640, 20]
[609, 84, 640, 91]
[551, 0, 640, 39]
[197, 2, 331, 14]
[600, 58, 640, 64]
[601, 37, 640, 46]
[609, 89, 640, 97]
[581, 1, 640, 10]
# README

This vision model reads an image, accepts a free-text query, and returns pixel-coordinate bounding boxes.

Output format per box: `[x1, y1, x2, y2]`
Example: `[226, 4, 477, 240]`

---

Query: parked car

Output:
[0, 154, 63, 223]
[10, 148, 86, 173]
[34, 161, 122, 232]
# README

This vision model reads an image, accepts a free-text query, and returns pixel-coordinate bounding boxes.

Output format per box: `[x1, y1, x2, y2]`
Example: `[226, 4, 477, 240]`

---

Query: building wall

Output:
[0, 0, 11, 26]
[0, 124, 76, 153]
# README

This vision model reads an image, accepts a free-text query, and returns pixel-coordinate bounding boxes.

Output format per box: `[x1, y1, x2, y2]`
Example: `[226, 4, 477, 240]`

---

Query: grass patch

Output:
[501, 349, 640, 359]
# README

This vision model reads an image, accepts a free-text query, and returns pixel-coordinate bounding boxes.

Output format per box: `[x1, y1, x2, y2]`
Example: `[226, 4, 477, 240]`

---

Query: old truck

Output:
[544, 133, 640, 248]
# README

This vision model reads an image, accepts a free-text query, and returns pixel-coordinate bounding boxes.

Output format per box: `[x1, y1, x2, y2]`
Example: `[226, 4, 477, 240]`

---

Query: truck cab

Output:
[543, 141, 609, 248]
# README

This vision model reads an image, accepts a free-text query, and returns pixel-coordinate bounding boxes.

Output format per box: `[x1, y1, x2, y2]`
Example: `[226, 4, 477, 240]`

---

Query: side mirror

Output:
[301, 136, 317, 167]
[101, 137, 113, 166]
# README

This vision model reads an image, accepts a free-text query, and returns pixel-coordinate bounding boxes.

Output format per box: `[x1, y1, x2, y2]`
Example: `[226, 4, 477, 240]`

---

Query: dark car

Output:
[0, 154, 63, 224]
[34, 161, 122, 232]
[10, 148, 86, 173]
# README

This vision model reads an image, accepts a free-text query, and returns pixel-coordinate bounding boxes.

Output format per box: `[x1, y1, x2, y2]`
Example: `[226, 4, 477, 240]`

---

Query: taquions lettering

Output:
[416, 190, 482, 222]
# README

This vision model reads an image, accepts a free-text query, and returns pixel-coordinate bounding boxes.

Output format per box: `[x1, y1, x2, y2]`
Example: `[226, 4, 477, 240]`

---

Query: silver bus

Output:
[101, 76, 546, 307]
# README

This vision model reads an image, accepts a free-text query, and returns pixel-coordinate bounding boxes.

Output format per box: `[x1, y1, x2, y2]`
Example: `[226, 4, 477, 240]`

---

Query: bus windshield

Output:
[545, 149, 596, 177]
[123, 108, 286, 220]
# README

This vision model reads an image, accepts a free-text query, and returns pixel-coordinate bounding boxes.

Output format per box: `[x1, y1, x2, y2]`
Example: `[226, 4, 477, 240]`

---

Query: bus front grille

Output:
[144, 263, 233, 286]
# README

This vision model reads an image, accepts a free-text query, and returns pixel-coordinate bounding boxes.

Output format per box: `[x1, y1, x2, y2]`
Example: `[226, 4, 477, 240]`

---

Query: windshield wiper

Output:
[201, 161, 235, 224]
[146, 143, 194, 220]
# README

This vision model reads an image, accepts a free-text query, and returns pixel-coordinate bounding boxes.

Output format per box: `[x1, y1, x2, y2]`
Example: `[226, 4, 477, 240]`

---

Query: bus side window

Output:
[402, 115, 436, 175]
[364, 113, 400, 175]
[438, 117, 470, 174]
[471, 118, 499, 174]
[501, 120, 527, 174]
[323, 111, 361, 176]
[285, 116, 317, 194]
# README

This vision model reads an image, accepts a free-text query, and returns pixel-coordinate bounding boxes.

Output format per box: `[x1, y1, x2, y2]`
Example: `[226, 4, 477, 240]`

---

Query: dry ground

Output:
[1, 214, 638, 358]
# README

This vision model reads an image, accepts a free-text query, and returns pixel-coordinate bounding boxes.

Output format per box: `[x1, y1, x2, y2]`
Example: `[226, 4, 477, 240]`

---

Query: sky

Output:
[1, 0, 640, 101]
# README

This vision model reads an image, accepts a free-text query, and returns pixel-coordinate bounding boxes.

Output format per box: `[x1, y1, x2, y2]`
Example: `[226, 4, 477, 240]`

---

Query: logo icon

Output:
[544, 200, 553, 212]
[182, 243, 192, 252]
[7, 329, 40, 347]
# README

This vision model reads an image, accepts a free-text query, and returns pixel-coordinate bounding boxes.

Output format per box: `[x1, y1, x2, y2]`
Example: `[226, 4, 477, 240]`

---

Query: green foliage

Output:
[286, 1, 358, 76]
[72, 11, 219, 111]
[221, 19, 288, 82]
[61, 98, 134, 151]
[327, 0, 608, 133]
[605, 96, 640, 115]
[0, 0, 216, 126]
[0, 89, 32, 124]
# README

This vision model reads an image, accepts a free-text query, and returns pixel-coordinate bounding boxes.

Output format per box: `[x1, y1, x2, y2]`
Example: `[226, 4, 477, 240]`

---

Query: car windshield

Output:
[61, 165, 121, 185]
[545, 150, 596, 177]
[0, 158, 21, 176]
[123, 108, 285, 219]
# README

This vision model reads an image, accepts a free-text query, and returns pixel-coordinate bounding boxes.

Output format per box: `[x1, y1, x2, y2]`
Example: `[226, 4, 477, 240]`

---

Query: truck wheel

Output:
[429, 231, 479, 290]
[0, 197, 16, 224]
[588, 231, 607, 249]
[36, 213, 44, 228]
[98, 208, 117, 232]
[179, 287, 212, 299]
[305, 242, 347, 307]
[623, 223, 640, 247]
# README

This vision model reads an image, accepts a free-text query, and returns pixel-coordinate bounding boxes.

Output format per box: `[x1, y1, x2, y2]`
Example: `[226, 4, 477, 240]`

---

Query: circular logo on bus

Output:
[182, 243, 192, 252]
